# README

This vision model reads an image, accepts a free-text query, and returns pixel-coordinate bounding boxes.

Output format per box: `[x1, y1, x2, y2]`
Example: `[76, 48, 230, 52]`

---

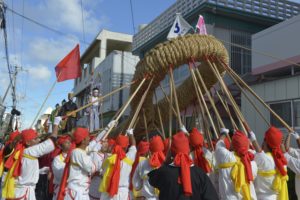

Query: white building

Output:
[73, 30, 139, 125]
[241, 14, 300, 142]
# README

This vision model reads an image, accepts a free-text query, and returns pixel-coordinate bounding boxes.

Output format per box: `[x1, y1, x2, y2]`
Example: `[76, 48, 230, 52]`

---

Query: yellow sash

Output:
[2, 150, 20, 198]
[99, 154, 133, 193]
[0, 161, 4, 177]
[218, 155, 251, 200]
[258, 169, 288, 200]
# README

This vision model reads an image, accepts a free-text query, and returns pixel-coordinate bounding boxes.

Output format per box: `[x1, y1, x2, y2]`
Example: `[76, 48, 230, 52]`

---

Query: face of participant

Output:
[27, 137, 41, 146]
[93, 90, 99, 97]
[101, 139, 109, 152]
[61, 140, 71, 152]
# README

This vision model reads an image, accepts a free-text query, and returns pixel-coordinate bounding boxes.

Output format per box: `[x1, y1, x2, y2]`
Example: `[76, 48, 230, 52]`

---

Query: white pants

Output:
[100, 189, 130, 200]
[14, 185, 36, 200]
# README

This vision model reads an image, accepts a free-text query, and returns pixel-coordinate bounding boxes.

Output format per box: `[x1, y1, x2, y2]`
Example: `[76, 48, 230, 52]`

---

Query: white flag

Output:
[167, 13, 192, 40]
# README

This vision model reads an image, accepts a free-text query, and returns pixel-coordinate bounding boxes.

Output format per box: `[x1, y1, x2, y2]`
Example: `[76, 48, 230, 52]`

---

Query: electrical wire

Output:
[80, 0, 86, 45]
[129, 0, 135, 34]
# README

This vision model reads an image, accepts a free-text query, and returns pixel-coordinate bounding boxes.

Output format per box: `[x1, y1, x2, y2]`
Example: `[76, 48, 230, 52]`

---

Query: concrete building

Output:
[241, 14, 300, 142]
[132, 0, 300, 129]
[73, 30, 139, 125]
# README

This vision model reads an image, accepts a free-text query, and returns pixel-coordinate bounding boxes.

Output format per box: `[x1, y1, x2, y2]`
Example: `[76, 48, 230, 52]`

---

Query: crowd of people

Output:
[1, 112, 300, 199]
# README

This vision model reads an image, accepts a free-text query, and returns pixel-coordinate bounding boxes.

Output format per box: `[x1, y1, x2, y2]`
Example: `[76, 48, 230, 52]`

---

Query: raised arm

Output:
[127, 128, 136, 147]
[243, 122, 262, 153]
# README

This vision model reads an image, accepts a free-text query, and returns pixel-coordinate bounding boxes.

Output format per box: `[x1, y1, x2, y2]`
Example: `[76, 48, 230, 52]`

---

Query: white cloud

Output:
[28, 37, 77, 63]
[26, 0, 107, 35]
[27, 65, 51, 81]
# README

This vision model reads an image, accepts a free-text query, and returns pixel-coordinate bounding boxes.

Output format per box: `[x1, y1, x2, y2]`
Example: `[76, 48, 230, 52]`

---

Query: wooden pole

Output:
[143, 109, 150, 142]
[154, 92, 166, 139]
[169, 67, 183, 127]
[66, 81, 135, 117]
[102, 78, 147, 139]
[206, 58, 247, 134]
[220, 60, 293, 132]
[159, 84, 178, 117]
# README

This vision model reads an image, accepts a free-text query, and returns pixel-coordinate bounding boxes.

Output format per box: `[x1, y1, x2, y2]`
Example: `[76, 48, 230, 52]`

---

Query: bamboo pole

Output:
[127, 78, 154, 129]
[169, 67, 183, 127]
[189, 64, 217, 146]
[143, 109, 150, 142]
[168, 73, 173, 140]
[220, 60, 293, 132]
[193, 64, 225, 128]
[206, 58, 247, 134]
[226, 70, 270, 126]
[159, 84, 178, 117]
[102, 78, 147, 139]
[154, 92, 166, 139]
[215, 90, 238, 130]
[66, 81, 135, 117]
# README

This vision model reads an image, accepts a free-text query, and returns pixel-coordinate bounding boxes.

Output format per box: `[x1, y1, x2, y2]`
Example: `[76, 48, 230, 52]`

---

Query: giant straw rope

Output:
[117, 34, 229, 139]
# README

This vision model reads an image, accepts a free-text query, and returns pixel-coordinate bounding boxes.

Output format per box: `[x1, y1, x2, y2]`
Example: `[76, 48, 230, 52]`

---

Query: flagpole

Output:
[30, 72, 61, 128]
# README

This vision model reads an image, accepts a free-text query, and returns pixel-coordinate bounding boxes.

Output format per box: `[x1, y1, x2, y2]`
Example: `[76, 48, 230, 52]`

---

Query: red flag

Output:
[55, 44, 81, 82]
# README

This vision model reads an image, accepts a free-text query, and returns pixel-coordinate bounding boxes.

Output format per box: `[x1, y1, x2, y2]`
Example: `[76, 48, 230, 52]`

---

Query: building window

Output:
[294, 100, 300, 127]
[270, 101, 292, 128]
[230, 31, 251, 75]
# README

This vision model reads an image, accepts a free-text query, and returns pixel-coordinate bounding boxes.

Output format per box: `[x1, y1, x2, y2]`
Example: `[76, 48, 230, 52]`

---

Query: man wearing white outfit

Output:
[100, 129, 137, 200]
[64, 120, 117, 200]
[215, 128, 257, 200]
[284, 131, 300, 199]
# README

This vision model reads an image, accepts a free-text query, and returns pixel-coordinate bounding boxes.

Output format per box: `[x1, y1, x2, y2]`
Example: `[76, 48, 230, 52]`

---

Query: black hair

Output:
[92, 87, 99, 91]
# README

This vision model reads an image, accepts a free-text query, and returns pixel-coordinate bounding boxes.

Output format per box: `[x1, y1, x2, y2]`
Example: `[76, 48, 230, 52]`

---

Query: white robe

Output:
[89, 149, 106, 200]
[215, 140, 257, 200]
[132, 159, 158, 200]
[254, 151, 282, 200]
[52, 153, 66, 200]
[64, 148, 97, 200]
[14, 139, 55, 200]
[284, 148, 300, 199]
[101, 146, 137, 200]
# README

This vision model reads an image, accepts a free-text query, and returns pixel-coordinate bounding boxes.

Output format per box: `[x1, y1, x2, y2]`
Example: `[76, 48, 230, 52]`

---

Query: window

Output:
[230, 31, 251, 75]
[294, 100, 300, 127]
[270, 101, 292, 127]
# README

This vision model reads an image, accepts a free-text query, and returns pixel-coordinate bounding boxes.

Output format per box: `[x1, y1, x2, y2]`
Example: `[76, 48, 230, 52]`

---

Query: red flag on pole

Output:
[55, 44, 81, 82]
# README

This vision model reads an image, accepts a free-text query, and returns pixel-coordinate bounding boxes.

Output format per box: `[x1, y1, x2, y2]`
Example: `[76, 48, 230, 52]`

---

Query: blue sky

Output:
[0, 0, 175, 129]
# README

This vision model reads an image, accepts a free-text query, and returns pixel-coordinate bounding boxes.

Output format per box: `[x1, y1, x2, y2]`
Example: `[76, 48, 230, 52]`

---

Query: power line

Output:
[80, 0, 86, 45]
[5, 6, 90, 45]
[129, 0, 136, 34]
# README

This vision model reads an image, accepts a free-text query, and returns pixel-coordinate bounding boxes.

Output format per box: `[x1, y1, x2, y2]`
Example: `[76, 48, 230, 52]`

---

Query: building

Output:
[73, 30, 139, 125]
[241, 14, 300, 142]
[132, 0, 300, 130]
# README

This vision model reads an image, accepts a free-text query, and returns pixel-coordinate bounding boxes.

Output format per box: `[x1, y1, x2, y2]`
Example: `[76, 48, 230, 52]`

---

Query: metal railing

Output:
[133, 0, 300, 52]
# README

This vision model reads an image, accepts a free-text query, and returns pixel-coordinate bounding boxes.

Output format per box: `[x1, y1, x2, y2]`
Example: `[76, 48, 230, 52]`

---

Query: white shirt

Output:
[284, 148, 300, 198]
[16, 139, 55, 186]
[67, 148, 96, 191]
[254, 151, 279, 200]
[215, 140, 257, 200]
[102, 146, 137, 190]
[52, 153, 67, 185]
[89, 150, 106, 198]
[133, 158, 158, 199]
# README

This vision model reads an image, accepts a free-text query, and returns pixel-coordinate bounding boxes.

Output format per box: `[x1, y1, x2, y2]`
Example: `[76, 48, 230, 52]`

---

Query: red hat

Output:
[189, 128, 204, 148]
[149, 136, 165, 168]
[130, 140, 150, 190]
[232, 131, 254, 183]
[108, 138, 116, 147]
[171, 131, 193, 197]
[73, 127, 89, 144]
[264, 126, 287, 176]
[8, 130, 20, 144]
[189, 128, 211, 173]
[21, 129, 38, 144]
[57, 135, 71, 146]
[115, 135, 129, 148]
